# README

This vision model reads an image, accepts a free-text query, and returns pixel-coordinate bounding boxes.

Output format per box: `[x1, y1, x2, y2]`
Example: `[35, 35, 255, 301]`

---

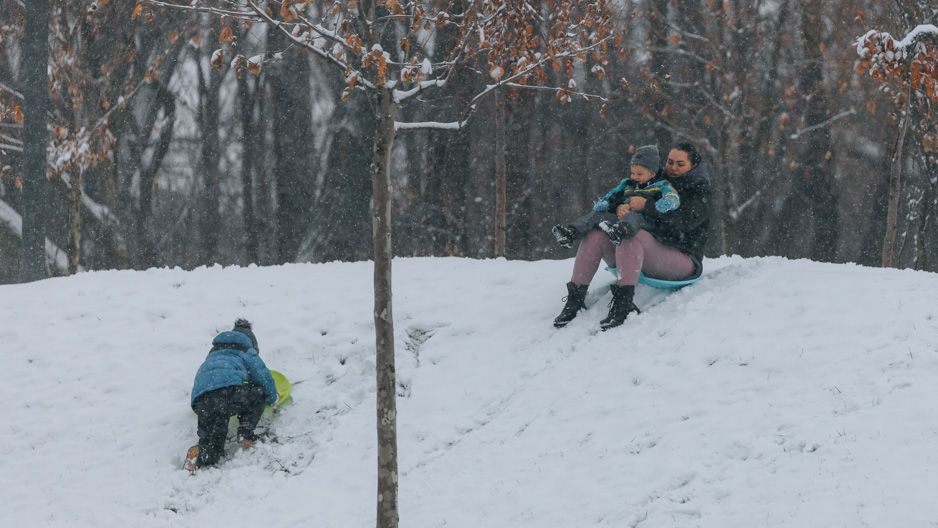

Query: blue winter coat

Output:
[190, 331, 278, 407]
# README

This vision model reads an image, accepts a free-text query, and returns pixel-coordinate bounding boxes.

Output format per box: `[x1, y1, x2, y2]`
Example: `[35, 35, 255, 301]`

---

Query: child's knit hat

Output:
[630, 145, 660, 173]
[233, 318, 259, 351]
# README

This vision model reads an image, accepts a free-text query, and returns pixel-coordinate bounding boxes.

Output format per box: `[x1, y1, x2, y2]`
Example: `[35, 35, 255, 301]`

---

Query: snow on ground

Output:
[3, 256, 938, 527]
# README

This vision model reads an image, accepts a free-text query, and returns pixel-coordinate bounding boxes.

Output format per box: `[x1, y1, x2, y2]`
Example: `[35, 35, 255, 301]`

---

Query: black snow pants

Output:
[191, 383, 267, 467]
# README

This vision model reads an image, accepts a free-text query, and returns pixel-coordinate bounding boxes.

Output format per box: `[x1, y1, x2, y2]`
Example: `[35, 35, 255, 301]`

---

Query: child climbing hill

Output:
[185, 319, 278, 472]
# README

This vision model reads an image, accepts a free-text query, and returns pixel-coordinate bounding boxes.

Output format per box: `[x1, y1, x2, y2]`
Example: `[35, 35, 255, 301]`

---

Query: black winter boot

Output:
[600, 284, 640, 330]
[553, 282, 589, 328]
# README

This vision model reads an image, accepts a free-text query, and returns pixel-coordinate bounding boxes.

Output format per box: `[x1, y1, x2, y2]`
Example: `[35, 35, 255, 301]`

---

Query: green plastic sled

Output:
[268, 369, 293, 410]
[605, 266, 700, 289]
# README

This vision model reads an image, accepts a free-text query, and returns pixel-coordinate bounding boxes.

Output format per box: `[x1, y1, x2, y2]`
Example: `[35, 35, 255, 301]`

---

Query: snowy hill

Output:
[4, 256, 938, 528]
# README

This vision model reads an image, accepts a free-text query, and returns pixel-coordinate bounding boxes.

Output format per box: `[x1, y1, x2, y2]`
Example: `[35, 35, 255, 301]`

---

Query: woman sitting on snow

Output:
[551, 143, 712, 330]
[184, 319, 278, 472]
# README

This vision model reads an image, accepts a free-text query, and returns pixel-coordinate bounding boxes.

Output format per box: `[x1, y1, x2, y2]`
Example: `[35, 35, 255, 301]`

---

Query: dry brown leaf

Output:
[219, 26, 235, 44]
[280, 0, 297, 22]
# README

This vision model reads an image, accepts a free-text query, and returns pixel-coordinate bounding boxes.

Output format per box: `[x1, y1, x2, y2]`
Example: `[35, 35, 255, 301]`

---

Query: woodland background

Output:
[1, 0, 937, 284]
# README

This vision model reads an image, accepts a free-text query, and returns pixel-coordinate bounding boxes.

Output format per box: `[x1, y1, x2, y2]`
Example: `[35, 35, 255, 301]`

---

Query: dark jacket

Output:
[640, 164, 712, 276]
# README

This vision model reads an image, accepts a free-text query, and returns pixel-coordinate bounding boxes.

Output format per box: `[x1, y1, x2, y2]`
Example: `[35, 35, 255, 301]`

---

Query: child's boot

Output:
[551, 224, 577, 248]
[598, 220, 629, 245]
[184, 445, 200, 473]
[238, 430, 258, 449]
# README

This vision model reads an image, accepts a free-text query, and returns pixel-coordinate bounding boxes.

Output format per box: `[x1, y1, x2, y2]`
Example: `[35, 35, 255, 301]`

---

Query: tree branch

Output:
[788, 108, 856, 140]
[244, 0, 376, 89]
[0, 81, 23, 100]
[394, 119, 468, 132]
[143, 0, 254, 19]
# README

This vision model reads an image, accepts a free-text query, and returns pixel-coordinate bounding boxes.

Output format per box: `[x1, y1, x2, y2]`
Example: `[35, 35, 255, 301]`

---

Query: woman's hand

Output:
[627, 196, 648, 211]
[615, 204, 631, 219]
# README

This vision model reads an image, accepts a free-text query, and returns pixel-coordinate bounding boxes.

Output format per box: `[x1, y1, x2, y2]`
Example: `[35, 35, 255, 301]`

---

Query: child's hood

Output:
[211, 331, 257, 354]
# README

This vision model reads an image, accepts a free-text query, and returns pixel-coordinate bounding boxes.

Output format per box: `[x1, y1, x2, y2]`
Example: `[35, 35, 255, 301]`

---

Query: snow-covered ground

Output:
[3, 256, 938, 527]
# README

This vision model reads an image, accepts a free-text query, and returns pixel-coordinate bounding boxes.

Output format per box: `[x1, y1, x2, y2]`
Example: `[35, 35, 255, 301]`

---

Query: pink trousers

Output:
[571, 229, 696, 286]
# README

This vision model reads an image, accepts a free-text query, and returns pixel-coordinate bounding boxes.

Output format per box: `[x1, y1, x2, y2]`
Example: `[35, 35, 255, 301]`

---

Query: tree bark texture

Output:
[67, 168, 81, 274]
[197, 54, 222, 266]
[238, 73, 259, 265]
[882, 80, 913, 268]
[372, 87, 399, 528]
[137, 84, 176, 269]
[20, 0, 50, 282]
[494, 89, 508, 258]
[799, 1, 838, 262]
[269, 43, 315, 263]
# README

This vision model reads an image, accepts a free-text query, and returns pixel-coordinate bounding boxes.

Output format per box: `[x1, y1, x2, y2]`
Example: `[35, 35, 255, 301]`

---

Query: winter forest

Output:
[0, 0, 937, 284]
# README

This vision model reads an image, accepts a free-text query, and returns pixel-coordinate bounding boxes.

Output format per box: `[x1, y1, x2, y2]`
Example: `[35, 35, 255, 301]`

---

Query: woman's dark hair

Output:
[672, 142, 702, 166]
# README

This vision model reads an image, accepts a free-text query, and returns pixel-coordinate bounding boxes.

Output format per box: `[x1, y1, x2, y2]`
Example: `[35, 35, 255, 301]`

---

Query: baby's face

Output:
[630, 165, 655, 184]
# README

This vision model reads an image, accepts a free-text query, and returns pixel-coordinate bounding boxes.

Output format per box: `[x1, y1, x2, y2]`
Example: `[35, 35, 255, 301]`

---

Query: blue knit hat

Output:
[630, 145, 660, 173]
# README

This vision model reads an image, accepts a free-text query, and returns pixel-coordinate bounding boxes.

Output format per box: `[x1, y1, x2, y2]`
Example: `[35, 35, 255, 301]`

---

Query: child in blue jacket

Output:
[185, 319, 278, 471]
[552, 145, 680, 247]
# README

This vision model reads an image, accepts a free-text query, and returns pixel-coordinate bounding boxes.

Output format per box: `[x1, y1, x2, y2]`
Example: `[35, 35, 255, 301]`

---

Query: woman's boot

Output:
[600, 284, 639, 330]
[553, 282, 589, 327]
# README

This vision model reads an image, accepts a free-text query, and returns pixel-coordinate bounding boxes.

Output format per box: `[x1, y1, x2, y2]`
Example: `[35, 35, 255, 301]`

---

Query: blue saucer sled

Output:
[606, 267, 700, 289]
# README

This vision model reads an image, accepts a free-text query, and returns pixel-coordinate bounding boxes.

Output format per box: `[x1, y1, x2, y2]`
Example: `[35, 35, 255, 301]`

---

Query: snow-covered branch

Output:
[502, 82, 608, 103]
[0, 198, 71, 274]
[59, 173, 121, 227]
[789, 108, 857, 140]
[244, 0, 376, 89]
[0, 81, 24, 100]
[856, 24, 938, 57]
[393, 79, 445, 103]
[142, 0, 254, 20]
[394, 120, 467, 132]
[465, 36, 614, 113]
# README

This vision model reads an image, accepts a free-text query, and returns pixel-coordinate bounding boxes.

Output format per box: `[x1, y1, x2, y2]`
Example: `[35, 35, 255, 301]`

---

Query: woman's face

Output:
[630, 164, 655, 184]
[666, 149, 693, 177]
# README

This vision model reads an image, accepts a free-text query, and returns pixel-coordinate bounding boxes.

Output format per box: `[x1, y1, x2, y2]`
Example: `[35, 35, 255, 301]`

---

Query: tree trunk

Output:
[494, 89, 507, 258]
[372, 87, 399, 528]
[882, 80, 913, 268]
[238, 73, 258, 264]
[268, 37, 315, 263]
[649, 0, 672, 151]
[197, 65, 222, 266]
[137, 85, 176, 269]
[799, 1, 838, 262]
[67, 169, 81, 274]
[20, 0, 50, 282]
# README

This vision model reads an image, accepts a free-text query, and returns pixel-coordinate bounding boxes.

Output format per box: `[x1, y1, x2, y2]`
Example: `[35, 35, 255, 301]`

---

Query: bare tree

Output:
[19, 0, 50, 282]
[145, 1, 617, 526]
[856, 20, 938, 267]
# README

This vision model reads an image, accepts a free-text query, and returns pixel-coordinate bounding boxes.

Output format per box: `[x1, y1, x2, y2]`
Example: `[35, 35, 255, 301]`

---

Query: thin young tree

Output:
[856, 22, 938, 267]
[144, 2, 618, 527]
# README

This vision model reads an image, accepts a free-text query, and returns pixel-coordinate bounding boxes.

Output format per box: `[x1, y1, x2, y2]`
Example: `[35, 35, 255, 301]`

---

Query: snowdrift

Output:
[3, 256, 937, 527]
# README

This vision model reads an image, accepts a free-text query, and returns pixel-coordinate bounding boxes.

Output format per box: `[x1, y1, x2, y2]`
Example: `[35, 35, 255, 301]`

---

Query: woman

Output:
[553, 142, 712, 330]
